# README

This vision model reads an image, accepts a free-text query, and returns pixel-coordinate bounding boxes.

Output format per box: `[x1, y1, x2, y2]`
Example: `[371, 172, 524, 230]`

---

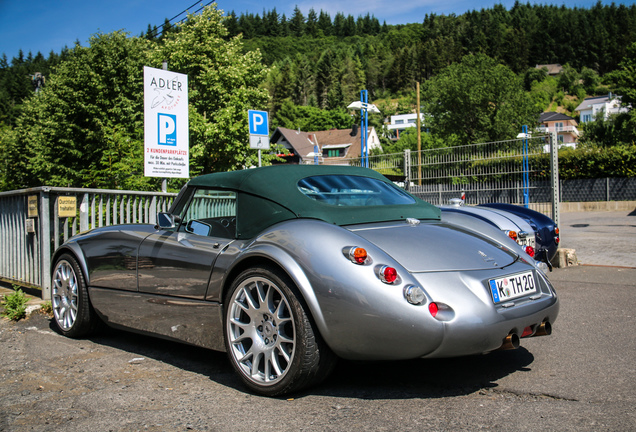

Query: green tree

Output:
[586, 41, 636, 146]
[609, 42, 636, 107]
[156, 5, 270, 174]
[306, 9, 318, 37]
[272, 100, 352, 131]
[289, 6, 305, 37]
[423, 54, 537, 143]
[5, 32, 155, 190]
[2, 5, 271, 191]
[523, 66, 548, 91]
[580, 66, 600, 94]
[317, 10, 332, 36]
[380, 128, 456, 154]
[558, 64, 580, 94]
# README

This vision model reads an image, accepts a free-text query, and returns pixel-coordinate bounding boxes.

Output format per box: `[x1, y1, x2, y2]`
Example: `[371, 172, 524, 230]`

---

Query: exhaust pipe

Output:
[534, 321, 552, 337]
[498, 333, 520, 350]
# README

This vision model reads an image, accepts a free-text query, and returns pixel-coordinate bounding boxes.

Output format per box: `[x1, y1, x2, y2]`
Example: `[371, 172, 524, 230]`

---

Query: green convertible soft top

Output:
[188, 165, 440, 239]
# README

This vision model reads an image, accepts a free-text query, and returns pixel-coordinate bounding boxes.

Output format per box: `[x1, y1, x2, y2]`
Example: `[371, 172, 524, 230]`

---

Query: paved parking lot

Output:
[559, 209, 636, 268]
[1, 265, 634, 431]
[1, 208, 634, 431]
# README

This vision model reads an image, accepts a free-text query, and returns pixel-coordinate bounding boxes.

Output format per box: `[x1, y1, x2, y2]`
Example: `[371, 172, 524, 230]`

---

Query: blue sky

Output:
[1, 0, 634, 60]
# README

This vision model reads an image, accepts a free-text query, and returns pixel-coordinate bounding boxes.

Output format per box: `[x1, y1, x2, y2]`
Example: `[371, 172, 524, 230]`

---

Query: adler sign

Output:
[143, 66, 189, 178]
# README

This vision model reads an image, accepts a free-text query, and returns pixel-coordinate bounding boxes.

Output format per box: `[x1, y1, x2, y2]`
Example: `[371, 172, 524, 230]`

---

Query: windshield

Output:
[297, 175, 416, 206]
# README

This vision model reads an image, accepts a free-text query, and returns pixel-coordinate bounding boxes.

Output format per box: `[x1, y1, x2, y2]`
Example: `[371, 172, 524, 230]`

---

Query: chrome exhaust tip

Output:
[534, 321, 552, 337]
[499, 333, 520, 350]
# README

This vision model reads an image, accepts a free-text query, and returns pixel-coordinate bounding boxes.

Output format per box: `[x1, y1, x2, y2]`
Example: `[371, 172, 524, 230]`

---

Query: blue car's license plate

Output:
[489, 271, 537, 303]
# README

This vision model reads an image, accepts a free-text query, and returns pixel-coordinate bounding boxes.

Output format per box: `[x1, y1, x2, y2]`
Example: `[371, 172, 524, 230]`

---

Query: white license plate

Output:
[489, 271, 537, 303]
[517, 237, 535, 248]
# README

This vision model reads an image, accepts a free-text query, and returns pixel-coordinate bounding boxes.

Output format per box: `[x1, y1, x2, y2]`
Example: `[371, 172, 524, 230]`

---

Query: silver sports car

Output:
[51, 165, 559, 396]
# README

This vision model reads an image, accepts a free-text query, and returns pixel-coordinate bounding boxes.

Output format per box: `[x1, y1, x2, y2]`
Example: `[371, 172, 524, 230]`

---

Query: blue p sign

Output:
[248, 110, 269, 136]
[158, 113, 177, 146]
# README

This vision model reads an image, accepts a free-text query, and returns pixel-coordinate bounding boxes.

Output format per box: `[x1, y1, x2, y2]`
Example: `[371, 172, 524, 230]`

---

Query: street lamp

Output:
[517, 125, 530, 208]
[347, 90, 381, 168]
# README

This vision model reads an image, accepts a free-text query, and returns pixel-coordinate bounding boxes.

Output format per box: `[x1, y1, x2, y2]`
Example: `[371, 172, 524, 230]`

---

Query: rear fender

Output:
[51, 243, 90, 284]
[220, 243, 330, 339]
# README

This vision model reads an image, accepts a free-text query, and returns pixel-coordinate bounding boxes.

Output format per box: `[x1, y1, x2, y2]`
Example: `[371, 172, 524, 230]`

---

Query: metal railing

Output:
[537, 125, 580, 136]
[408, 133, 559, 221]
[0, 187, 176, 298]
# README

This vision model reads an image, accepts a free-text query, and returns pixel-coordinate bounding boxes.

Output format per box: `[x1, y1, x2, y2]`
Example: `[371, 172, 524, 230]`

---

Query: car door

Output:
[137, 188, 236, 300]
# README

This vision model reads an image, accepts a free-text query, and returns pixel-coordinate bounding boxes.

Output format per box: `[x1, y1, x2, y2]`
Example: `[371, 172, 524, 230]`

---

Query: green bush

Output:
[558, 145, 636, 179]
[420, 144, 636, 184]
[1, 288, 28, 321]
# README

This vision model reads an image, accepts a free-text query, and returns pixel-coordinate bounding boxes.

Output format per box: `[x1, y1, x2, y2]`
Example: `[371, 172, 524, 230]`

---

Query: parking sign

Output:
[248, 110, 269, 136]
[143, 66, 189, 178]
[248, 109, 269, 150]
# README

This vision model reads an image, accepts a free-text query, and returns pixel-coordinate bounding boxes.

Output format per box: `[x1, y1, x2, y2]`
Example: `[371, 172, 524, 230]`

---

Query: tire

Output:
[224, 265, 336, 396]
[51, 253, 99, 338]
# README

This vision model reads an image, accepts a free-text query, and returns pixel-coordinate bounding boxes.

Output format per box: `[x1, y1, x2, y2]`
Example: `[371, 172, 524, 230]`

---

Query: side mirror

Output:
[156, 212, 179, 229]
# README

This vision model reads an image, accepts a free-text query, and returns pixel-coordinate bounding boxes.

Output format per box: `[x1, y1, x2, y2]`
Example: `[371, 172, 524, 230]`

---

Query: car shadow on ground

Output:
[312, 349, 534, 399]
[44, 315, 534, 400]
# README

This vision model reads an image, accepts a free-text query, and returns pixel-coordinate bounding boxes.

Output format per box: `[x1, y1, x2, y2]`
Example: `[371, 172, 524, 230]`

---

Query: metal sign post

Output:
[522, 124, 529, 208]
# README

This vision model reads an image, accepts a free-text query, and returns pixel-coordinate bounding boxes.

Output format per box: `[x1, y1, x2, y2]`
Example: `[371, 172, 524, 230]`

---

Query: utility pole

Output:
[416, 82, 422, 186]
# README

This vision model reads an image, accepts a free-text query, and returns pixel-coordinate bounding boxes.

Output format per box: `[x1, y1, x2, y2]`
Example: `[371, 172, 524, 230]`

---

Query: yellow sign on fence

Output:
[58, 196, 77, 218]
[28, 195, 38, 217]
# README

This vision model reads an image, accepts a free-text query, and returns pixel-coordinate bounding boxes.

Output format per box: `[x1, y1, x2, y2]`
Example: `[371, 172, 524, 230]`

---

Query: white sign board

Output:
[248, 109, 270, 150]
[144, 66, 189, 178]
[249, 135, 270, 149]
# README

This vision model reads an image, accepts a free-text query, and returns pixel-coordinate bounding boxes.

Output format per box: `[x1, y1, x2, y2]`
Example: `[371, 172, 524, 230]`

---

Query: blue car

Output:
[479, 203, 560, 267]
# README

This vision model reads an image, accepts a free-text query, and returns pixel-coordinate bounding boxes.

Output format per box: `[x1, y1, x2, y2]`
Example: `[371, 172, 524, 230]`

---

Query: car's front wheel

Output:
[224, 266, 336, 396]
[51, 253, 99, 338]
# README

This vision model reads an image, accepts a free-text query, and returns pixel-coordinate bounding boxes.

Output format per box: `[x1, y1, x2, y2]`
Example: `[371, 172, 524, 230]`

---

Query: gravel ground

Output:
[2, 265, 635, 432]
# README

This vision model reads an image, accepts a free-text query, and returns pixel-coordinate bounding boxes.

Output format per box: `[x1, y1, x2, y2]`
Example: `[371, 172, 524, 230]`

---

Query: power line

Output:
[150, 0, 216, 38]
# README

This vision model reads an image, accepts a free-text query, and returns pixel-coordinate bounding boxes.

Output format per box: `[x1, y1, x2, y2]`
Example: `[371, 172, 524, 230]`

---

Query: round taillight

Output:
[404, 285, 425, 305]
[525, 245, 535, 258]
[554, 227, 559, 235]
[349, 247, 368, 264]
[429, 302, 439, 317]
[379, 266, 398, 284]
[506, 230, 518, 241]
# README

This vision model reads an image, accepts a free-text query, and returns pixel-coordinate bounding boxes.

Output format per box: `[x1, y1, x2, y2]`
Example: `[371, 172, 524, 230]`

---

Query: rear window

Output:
[297, 175, 416, 206]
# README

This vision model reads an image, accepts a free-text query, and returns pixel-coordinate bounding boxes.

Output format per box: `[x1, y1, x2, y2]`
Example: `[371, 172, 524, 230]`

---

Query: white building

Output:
[386, 113, 425, 140]
[576, 94, 629, 123]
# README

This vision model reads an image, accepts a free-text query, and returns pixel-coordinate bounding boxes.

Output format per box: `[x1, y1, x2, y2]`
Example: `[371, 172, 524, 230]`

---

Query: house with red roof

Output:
[270, 126, 382, 165]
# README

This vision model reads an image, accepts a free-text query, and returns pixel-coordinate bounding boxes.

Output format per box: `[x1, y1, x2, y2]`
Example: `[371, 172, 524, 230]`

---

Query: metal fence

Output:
[0, 187, 176, 298]
[333, 132, 560, 222]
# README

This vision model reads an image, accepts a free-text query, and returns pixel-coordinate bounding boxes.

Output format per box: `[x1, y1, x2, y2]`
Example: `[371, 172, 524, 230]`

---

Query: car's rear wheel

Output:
[51, 253, 99, 338]
[224, 266, 336, 396]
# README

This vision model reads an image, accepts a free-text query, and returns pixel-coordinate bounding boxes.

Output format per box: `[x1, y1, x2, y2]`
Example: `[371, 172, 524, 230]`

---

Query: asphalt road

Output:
[1, 265, 634, 432]
[559, 209, 636, 268]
